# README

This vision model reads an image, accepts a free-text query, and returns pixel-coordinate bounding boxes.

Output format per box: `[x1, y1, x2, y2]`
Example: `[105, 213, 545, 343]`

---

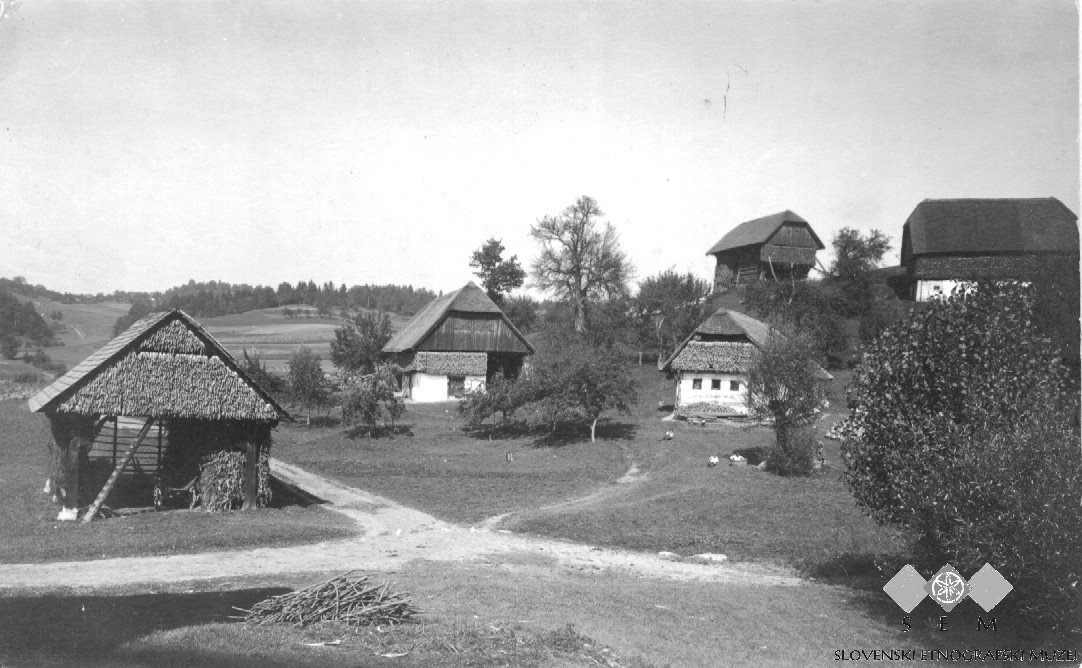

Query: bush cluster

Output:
[342, 365, 404, 436]
[841, 283, 1081, 629]
[459, 340, 636, 442]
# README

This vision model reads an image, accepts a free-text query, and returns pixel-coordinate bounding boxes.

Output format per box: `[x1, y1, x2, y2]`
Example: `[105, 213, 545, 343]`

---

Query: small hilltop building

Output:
[28, 310, 289, 521]
[707, 210, 824, 290]
[659, 308, 831, 418]
[382, 282, 533, 402]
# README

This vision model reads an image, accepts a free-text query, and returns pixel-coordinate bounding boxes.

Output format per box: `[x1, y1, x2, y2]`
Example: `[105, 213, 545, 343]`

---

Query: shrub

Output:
[458, 374, 526, 433]
[841, 283, 1081, 629]
[12, 370, 43, 384]
[0, 334, 17, 359]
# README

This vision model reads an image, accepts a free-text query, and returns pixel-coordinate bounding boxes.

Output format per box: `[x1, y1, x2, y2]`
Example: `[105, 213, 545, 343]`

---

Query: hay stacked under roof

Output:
[668, 341, 756, 373]
[57, 351, 281, 420]
[405, 351, 487, 376]
[139, 320, 206, 354]
[29, 310, 288, 422]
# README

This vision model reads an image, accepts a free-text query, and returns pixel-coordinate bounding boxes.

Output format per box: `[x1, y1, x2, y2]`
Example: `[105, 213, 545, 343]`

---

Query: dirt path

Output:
[0, 459, 805, 592]
[474, 461, 648, 531]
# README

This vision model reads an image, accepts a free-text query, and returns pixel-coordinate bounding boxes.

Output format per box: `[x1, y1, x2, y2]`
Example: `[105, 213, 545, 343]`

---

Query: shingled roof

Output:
[706, 210, 825, 255]
[382, 282, 534, 354]
[659, 308, 831, 380]
[902, 198, 1078, 261]
[28, 310, 288, 422]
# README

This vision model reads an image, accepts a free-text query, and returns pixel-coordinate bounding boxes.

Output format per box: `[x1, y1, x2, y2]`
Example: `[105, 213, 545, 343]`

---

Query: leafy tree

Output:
[342, 364, 404, 437]
[530, 196, 632, 333]
[741, 279, 850, 368]
[503, 294, 539, 333]
[240, 349, 284, 396]
[841, 283, 1081, 629]
[287, 347, 329, 426]
[469, 238, 526, 306]
[633, 269, 712, 358]
[829, 227, 891, 279]
[0, 289, 55, 348]
[112, 297, 154, 337]
[828, 228, 891, 315]
[746, 331, 828, 476]
[330, 311, 393, 374]
[524, 340, 637, 442]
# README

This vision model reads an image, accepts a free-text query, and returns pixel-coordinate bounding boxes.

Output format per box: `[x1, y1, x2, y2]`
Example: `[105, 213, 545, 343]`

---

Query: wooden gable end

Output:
[768, 222, 821, 249]
[417, 312, 531, 353]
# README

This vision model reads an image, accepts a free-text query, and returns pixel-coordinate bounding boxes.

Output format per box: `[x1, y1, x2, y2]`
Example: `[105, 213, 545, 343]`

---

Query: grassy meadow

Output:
[275, 366, 907, 580]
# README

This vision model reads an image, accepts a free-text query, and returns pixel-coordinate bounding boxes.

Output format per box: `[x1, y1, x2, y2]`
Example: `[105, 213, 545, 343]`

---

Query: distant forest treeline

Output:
[0, 275, 439, 339]
[113, 280, 439, 335]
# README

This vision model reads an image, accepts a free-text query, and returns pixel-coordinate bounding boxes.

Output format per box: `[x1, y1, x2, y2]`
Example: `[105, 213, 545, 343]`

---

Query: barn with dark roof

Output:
[901, 198, 1079, 301]
[706, 210, 824, 289]
[382, 282, 533, 402]
[659, 308, 830, 417]
[28, 309, 289, 521]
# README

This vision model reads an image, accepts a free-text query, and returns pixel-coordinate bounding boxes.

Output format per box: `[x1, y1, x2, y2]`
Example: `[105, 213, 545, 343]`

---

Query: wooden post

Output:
[242, 424, 266, 511]
[82, 418, 155, 523]
[111, 418, 118, 467]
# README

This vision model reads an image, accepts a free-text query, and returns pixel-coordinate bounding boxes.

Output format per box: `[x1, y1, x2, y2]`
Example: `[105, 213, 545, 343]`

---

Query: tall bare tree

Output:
[530, 196, 631, 333]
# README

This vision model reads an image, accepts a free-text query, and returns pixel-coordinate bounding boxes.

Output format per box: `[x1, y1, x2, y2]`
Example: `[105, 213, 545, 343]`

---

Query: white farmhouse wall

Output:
[915, 279, 965, 301]
[407, 372, 486, 402]
[675, 371, 749, 414]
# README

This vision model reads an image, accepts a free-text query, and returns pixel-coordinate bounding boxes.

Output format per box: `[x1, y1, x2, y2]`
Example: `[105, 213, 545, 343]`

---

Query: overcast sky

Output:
[0, 0, 1077, 296]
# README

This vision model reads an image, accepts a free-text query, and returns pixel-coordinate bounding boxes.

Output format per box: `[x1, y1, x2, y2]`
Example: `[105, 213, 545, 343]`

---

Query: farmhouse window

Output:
[692, 378, 702, 390]
[730, 380, 740, 391]
[711, 379, 721, 390]
[447, 375, 466, 398]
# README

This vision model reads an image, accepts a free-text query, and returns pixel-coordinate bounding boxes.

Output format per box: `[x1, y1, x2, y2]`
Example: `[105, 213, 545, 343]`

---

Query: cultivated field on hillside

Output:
[201, 307, 410, 373]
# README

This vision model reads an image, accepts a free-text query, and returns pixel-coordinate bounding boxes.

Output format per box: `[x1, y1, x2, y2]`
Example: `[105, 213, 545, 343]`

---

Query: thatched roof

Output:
[666, 341, 757, 373]
[382, 282, 534, 355]
[28, 310, 288, 422]
[659, 308, 832, 380]
[902, 198, 1078, 262]
[706, 210, 825, 255]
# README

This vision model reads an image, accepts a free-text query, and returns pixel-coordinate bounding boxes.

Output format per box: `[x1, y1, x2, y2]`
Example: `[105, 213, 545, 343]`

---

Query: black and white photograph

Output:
[0, 1, 1078, 665]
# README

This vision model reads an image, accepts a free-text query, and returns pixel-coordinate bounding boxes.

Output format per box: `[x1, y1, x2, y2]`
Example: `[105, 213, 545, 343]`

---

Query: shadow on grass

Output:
[344, 424, 414, 440]
[291, 414, 343, 429]
[731, 445, 771, 466]
[529, 420, 639, 448]
[0, 588, 290, 666]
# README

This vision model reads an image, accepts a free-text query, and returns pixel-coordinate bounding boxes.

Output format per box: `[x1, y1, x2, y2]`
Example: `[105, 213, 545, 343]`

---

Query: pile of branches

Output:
[235, 571, 420, 626]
